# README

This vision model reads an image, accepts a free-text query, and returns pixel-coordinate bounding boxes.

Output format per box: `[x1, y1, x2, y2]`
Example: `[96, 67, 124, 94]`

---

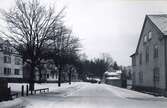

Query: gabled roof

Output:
[131, 14, 167, 56]
[148, 14, 167, 35]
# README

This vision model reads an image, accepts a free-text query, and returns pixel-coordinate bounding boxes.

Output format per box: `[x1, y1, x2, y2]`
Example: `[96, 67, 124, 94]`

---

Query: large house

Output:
[0, 37, 23, 100]
[0, 38, 23, 80]
[130, 14, 167, 95]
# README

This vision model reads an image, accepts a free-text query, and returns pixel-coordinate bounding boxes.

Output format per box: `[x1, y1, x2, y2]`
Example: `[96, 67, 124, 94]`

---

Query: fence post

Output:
[21, 85, 24, 96]
[8, 87, 12, 100]
[26, 85, 29, 96]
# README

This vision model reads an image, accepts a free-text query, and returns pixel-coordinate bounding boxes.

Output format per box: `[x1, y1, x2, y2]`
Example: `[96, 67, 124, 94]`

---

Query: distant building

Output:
[0, 38, 23, 80]
[23, 61, 78, 83]
[103, 70, 122, 87]
[23, 60, 58, 82]
[130, 15, 167, 94]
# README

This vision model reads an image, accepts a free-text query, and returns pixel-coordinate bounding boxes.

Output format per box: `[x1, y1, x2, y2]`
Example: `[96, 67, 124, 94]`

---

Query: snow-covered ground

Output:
[8, 82, 83, 93]
[2, 82, 167, 108]
[0, 98, 23, 108]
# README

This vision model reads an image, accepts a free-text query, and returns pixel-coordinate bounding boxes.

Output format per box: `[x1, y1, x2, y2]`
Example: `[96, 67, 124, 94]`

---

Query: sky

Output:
[1, 0, 167, 66]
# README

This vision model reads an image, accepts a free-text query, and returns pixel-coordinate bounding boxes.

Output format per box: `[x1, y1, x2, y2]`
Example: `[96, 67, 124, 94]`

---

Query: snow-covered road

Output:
[22, 82, 167, 108]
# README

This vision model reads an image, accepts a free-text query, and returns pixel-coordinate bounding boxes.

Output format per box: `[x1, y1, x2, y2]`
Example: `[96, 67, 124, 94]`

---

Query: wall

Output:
[132, 17, 166, 90]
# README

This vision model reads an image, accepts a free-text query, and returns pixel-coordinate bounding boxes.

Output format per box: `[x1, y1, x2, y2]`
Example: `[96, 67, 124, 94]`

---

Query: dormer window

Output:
[148, 31, 152, 40]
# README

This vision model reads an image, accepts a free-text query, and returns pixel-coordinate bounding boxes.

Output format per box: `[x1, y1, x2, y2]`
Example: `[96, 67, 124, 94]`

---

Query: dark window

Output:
[139, 71, 143, 83]
[4, 46, 12, 53]
[14, 69, 20, 75]
[47, 74, 49, 78]
[52, 73, 54, 79]
[153, 67, 160, 83]
[146, 47, 149, 63]
[132, 56, 136, 66]
[4, 68, 11, 75]
[139, 53, 142, 65]
[132, 72, 136, 84]
[153, 45, 158, 58]
[4, 55, 11, 63]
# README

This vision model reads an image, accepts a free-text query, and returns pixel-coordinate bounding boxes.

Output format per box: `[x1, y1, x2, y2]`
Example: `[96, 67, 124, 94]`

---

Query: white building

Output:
[103, 70, 122, 87]
[0, 38, 23, 79]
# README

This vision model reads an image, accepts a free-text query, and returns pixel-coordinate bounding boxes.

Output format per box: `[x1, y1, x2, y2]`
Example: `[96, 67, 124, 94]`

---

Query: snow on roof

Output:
[106, 77, 120, 80]
[116, 70, 122, 74]
[104, 70, 122, 76]
[148, 15, 167, 35]
[104, 71, 118, 76]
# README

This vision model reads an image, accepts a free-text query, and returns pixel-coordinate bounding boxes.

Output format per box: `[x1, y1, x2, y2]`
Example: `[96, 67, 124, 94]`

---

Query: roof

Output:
[148, 14, 167, 35]
[105, 72, 118, 76]
[130, 53, 136, 57]
[104, 70, 122, 76]
[131, 14, 167, 56]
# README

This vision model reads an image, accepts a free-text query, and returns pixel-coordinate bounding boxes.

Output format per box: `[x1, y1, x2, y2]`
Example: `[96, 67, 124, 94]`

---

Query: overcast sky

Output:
[1, 0, 167, 66]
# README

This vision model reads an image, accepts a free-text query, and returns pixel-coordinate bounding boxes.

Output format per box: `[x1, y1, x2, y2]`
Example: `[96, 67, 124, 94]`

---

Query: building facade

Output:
[0, 38, 23, 80]
[130, 15, 167, 94]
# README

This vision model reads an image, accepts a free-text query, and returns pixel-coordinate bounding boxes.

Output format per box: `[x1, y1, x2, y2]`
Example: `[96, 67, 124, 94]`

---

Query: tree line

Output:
[78, 53, 121, 81]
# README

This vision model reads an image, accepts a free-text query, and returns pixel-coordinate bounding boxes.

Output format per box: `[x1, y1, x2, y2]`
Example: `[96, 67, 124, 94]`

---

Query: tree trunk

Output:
[58, 65, 62, 87]
[69, 71, 72, 85]
[39, 67, 42, 83]
[29, 64, 35, 94]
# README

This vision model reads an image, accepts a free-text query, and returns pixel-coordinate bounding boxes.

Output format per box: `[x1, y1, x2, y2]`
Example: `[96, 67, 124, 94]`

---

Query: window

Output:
[15, 57, 21, 65]
[133, 72, 135, 80]
[144, 35, 147, 43]
[4, 68, 11, 75]
[47, 74, 49, 78]
[132, 56, 136, 66]
[153, 45, 158, 58]
[52, 73, 54, 79]
[146, 47, 149, 63]
[4, 55, 11, 63]
[139, 53, 142, 65]
[148, 31, 152, 40]
[153, 67, 160, 83]
[4, 46, 12, 53]
[139, 71, 143, 83]
[14, 69, 20, 75]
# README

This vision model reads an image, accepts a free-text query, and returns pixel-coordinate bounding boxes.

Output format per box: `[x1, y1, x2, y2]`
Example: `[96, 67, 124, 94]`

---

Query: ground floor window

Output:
[139, 71, 143, 83]
[153, 67, 160, 83]
[132, 72, 136, 84]
[47, 74, 49, 78]
[4, 68, 11, 75]
[14, 69, 20, 75]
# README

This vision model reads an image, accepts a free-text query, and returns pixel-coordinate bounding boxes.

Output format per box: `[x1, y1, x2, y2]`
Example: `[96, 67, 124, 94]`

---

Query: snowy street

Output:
[16, 82, 167, 108]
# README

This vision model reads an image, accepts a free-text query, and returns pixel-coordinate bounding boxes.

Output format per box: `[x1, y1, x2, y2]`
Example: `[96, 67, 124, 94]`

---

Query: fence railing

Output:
[34, 88, 49, 94]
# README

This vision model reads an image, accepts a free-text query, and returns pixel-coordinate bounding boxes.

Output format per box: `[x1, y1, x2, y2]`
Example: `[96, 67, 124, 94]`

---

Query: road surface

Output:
[23, 83, 167, 108]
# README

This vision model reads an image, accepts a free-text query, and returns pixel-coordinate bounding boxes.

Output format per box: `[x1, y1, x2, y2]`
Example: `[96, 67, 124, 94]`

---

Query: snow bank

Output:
[8, 82, 86, 93]
[0, 98, 23, 108]
[103, 84, 165, 99]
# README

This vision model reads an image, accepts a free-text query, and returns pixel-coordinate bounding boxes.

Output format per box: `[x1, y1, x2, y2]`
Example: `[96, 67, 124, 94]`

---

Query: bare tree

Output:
[101, 53, 114, 71]
[1, 0, 64, 93]
[47, 26, 81, 87]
